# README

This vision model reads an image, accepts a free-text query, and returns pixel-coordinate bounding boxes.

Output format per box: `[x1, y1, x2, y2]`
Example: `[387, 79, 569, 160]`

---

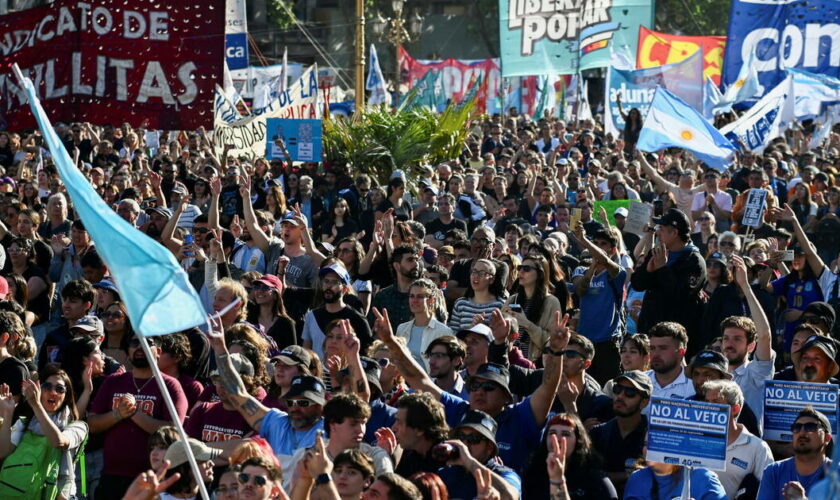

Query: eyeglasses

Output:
[791, 422, 823, 434]
[101, 312, 124, 319]
[719, 241, 736, 247]
[454, 433, 486, 445]
[469, 381, 499, 393]
[321, 278, 343, 287]
[424, 352, 450, 360]
[612, 385, 643, 398]
[41, 382, 67, 394]
[285, 399, 313, 408]
[470, 270, 495, 279]
[562, 349, 584, 359]
[517, 264, 536, 273]
[252, 283, 272, 292]
[238, 473, 267, 487]
[376, 358, 390, 368]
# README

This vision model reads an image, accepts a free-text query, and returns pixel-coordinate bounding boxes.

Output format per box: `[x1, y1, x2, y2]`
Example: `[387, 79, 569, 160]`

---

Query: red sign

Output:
[0, 0, 225, 130]
[636, 27, 726, 85]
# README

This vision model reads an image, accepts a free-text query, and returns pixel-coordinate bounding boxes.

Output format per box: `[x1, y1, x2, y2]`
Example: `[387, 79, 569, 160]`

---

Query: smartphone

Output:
[653, 200, 664, 217]
[509, 304, 523, 312]
[184, 233, 194, 257]
[783, 250, 795, 262]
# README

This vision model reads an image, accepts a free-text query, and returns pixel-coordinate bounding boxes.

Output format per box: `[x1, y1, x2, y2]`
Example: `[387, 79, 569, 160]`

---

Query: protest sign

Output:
[0, 0, 224, 130]
[647, 397, 730, 470]
[740, 189, 768, 227]
[763, 380, 839, 441]
[637, 28, 726, 85]
[723, 0, 840, 93]
[594, 200, 631, 226]
[720, 76, 795, 155]
[225, 0, 249, 71]
[214, 65, 320, 159]
[265, 119, 322, 162]
[624, 201, 653, 236]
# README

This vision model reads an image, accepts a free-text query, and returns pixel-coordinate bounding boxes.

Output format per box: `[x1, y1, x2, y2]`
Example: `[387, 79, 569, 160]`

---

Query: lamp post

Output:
[370, 0, 424, 105]
[354, 0, 365, 115]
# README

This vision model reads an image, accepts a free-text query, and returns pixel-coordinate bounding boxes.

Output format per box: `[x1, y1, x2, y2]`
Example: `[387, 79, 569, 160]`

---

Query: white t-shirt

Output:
[717, 429, 774, 499]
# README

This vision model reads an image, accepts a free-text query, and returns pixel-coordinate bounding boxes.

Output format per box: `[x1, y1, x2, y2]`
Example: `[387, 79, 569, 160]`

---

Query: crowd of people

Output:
[0, 111, 836, 500]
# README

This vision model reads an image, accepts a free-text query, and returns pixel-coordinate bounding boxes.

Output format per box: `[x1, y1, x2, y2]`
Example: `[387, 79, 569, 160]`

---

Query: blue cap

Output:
[319, 263, 351, 285]
[93, 280, 120, 295]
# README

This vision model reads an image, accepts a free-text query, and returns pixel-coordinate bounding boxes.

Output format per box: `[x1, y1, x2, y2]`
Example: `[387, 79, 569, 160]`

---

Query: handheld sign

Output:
[265, 119, 323, 162]
[741, 188, 768, 227]
[763, 380, 839, 441]
[647, 397, 730, 471]
[624, 201, 653, 236]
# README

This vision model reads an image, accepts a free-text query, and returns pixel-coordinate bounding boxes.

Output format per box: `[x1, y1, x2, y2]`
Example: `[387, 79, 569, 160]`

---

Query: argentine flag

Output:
[787, 68, 840, 119]
[719, 76, 794, 155]
[716, 49, 764, 113]
[366, 44, 390, 107]
[637, 86, 737, 169]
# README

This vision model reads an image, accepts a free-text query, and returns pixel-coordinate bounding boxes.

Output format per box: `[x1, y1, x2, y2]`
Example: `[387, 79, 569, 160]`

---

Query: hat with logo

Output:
[652, 208, 691, 235]
[468, 363, 512, 401]
[210, 353, 255, 379]
[72, 316, 104, 337]
[319, 263, 351, 285]
[270, 346, 312, 370]
[793, 335, 840, 377]
[93, 279, 120, 295]
[283, 375, 327, 405]
[707, 252, 727, 267]
[686, 350, 733, 380]
[165, 438, 222, 468]
[279, 212, 304, 227]
[613, 370, 653, 397]
[456, 323, 494, 344]
[456, 409, 499, 448]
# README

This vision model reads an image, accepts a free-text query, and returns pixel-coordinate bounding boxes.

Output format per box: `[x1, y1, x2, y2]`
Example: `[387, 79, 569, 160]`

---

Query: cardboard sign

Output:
[647, 397, 730, 471]
[741, 189, 768, 227]
[624, 201, 653, 236]
[763, 380, 839, 441]
[265, 119, 322, 162]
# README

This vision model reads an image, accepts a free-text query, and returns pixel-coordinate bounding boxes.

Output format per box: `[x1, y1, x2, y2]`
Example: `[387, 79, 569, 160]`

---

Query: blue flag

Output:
[15, 68, 207, 337]
[637, 86, 737, 169]
[366, 44, 390, 107]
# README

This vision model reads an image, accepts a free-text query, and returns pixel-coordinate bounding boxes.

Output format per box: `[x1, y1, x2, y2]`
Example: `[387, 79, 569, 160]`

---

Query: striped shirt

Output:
[448, 297, 505, 331]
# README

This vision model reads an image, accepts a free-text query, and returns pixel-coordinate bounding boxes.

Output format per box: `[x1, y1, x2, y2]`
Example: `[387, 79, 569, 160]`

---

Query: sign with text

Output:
[0, 0, 225, 130]
[763, 380, 839, 441]
[624, 201, 653, 236]
[265, 119, 322, 162]
[225, 0, 249, 70]
[741, 188, 768, 227]
[647, 397, 730, 471]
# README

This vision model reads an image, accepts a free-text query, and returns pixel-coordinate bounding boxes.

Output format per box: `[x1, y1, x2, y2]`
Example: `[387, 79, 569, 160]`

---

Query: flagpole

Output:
[138, 335, 211, 500]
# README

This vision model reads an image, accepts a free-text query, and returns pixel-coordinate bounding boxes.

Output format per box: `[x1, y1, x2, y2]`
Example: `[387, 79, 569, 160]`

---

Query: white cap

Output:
[614, 207, 629, 217]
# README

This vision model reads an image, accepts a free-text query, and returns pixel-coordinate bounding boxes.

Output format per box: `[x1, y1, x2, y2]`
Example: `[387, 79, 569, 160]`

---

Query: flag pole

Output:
[137, 335, 211, 500]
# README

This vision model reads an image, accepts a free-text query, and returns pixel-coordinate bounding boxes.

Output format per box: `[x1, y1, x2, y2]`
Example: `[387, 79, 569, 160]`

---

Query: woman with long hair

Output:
[376, 177, 411, 222]
[8, 236, 49, 324]
[246, 274, 297, 349]
[396, 278, 453, 367]
[6, 274, 35, 327]
[285, 172, 301, 201]
[788, 182, 816, 230]
[191, 178, 213, 214]
[504, 255, 562, 363]
[603, 334, 651, 397]
[690, 210, 718, 257]
[19, 181, 39, 207]
[624, 443, 726, 499]
[448, 259, 506, 331]
[322, 318, 350, 393]
[321, 197, 361, 245]
[705, 254, 732, 296]
[61, 337, 112, 415]
[528, 244, 572, 316]
[0, 365, 89, 500]
[101, 301, 133, 367]
[522, 413, 617, 499]
[335, 237, 373, 314]
[264, 184, 288, 221]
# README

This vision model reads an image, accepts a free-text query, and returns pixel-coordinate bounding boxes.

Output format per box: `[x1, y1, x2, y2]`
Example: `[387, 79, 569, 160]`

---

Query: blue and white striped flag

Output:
[716, 49, 764, 113]
[366, 44, 390, 107]
[719, 76, 795, 155]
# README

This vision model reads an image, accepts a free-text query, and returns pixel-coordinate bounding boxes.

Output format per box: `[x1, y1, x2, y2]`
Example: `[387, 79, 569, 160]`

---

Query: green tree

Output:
[654, 0, 731, 36]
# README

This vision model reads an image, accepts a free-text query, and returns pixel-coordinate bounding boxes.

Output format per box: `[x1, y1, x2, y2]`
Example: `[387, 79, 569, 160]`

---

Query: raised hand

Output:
[375, 427, 397, 456]
[731, 254, 749, 288]
[82, 361, 94, 394]
[546, 433, 567, 483]
[371, 307, 395, 343]
[148, 171, 161, 190]
[276, 255, 290, 275]
[0, 383, 16, 416]
[488, 309, 511, 344]
[21, 378, 40, 406]
[474, 467, 501, 500]
[647, 243, 668, 272]
[304, 433, 333, 477]
[238, 173, 252, 198]
[325, 355, 343, 375]
[471, 312, 486, 328]
[549, 312, 571, 353]
[209, 177, 222, 197]
[122, 461, 181, 500]
[230, 215, 243, 240]
[341, 319, 361, 357]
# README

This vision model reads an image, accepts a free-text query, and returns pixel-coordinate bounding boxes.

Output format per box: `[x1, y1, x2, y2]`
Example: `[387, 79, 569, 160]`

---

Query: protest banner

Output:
[647, 397, 730, 470]
[225, 0, 249, 71]
[763, 380, 840, 441]
[740, 189, 769, 228]
[0, 0, 224, 130]
[594, 200, 631, 226]
[265, 119, 323, 162]
[636, 27, 726, 85]
[723, 0, 840, 93]
[721, 76, 795, 155]
[213, 65, 321, 159]
[624, 201, 653, 236]
[604, 49, 704, 136]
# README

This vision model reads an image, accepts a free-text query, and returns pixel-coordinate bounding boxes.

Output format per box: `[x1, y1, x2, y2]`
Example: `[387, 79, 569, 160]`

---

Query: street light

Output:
[371, 1, 423, 104]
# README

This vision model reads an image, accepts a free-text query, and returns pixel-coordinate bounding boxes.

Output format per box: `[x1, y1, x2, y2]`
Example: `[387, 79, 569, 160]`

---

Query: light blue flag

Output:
[703, 77, 723, 119]
[787, 68, 840, 119]
[15, 68, 207, 337]
[719, 76, 794, 155]
[637, 86, 737, 169]
[716, 49, 764, 113]
[366, 44, 390, 107]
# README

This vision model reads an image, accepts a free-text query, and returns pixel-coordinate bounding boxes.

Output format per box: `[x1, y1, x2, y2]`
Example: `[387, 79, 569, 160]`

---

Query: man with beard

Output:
[792, 335, 840, 384]
[716, 255, 775, 428]
[444, 225, 509, 302]
[589, 371, 651, 496]
[141, 206, 172, 242]
[644, 322, 695, 406]
[757, 408, 833, 500]
[426, 335, 469, 399]
[424, 194, 468, 250]
[369, 245, 424, 331]
[278, 211, 318, 288]
[88, 335, 188, 499]
[302, 263, 373, 360]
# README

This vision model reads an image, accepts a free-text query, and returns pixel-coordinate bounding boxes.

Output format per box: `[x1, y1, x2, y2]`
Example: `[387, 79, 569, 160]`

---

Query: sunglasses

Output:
[41, 382, 67, 394]
[101, 312, 124, 319]
[791, 422, 823, 434]
[238, 473, 267, 487]
[252, 283, 272, 292]
[130, 338, 155, 347]
[454, 433, 486, 445]
[469, 381, 499, 393]
[285, 399, 313, 408]
[517, 264, 536, 273]
[612, 385, 643, 398]
[376, 358, 390, 368]
[562, 349, 584, 359]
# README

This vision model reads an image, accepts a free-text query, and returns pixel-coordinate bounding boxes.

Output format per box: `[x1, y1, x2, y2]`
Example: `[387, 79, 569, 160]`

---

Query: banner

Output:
[214, 65, 320, 159]
[0, 0, 224, 130]
[741, 189, 769, 227]
[763, 380, 839, 441]
[605, 49, 704, 136]
[593, 200, 631, 226]
[637, 27, 726, 85]
[230, 63, 305, 99]
[499, 0, 654, 77]
[647, 398, 730, 471]
[722, 0, 840, 94]
[225, 0, 249, 71]
[720, 76, 795, 155]
[265, 119, 322, 162]
[788, 68, 840, 119]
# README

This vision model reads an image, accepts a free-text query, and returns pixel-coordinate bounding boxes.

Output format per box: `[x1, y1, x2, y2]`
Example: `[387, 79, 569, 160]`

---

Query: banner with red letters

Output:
[0, 0, 225, 130]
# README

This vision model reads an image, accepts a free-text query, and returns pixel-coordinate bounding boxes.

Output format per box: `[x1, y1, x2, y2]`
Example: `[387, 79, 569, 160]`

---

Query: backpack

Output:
[0, 418, 88, 500]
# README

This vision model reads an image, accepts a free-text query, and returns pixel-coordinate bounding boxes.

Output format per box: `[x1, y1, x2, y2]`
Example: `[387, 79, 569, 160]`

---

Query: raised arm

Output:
[292, 204, 326, 266]
[529, 312, 569, 427]
[208, 177, 223, 233]
[638, 152, 675, 192]
[571, 221, 620, 278]
[339, 319, 371, 403]
[371, 308, 442, 399]
[239, 173, 271, 254]
[776, 203, 825, 277]
[358, 221, 384, 276]
[732, 255, 772, 362]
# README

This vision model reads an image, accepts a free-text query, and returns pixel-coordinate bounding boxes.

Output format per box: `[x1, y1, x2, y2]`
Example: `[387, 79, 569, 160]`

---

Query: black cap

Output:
[793, 335, 840, 377]
[271, 346, 312, 370]
[803, 302, 836, 331]
[282, 375, 327, 405]
[456, 409, 498, 448]
[468, 363, 512, 401]
[795, 408, 833, 434]
[613, 370, 653, 397]
[652, 208, 691, 235]
[707, 252, 726, 266]
[687, 350, 733, 380]
[339, 356, 383, 396]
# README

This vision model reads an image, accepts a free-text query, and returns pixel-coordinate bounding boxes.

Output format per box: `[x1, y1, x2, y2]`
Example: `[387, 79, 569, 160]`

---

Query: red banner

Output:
[636, 27, 725, 85]
[0, 0, 225, 130]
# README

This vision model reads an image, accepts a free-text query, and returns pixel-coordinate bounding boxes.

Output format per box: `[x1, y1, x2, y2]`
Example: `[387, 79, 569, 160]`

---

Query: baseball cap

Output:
[793, 335, 840, 377]
[652, 208, 691, 235]
[283, 375, 327, 405]
[613, 370, 653, 397]
[794, 408, 833, 433]
[210, 353, 254, 379]
[339, 356, 383, 396]
[93, 279, 119, 295]
[686, 350, 733, 379]
[614, 207, 629, 218]
[172, 183, 188, 195]
[254, 274, 283, 291]
[456, 324, 494, 344]
[319, 263, 351, 285]
[271, 346, 312, 369]
[279, 212, 304, 227]
[71, 316, 104, 336]
[707, 252, 727, 266]
[145, 206, 173, 219]
[803, 302, 836, 330]
[165, 438, 222, 468]
[555, 158, 570, 166]
[438, 245, 455, 256]
[468, 363, 513, 401]
[456, 409, 498, 447]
